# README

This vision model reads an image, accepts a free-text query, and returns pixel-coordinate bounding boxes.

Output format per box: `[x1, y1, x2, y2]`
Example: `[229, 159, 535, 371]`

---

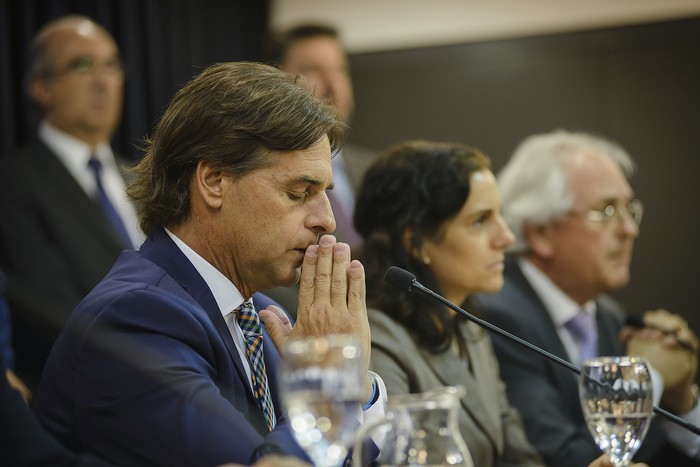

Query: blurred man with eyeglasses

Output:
[0, 15, 142, 389]
[475, 130, 700, 466]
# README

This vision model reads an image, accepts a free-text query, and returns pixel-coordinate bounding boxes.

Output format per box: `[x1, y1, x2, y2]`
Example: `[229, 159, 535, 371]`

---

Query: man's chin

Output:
[606, 273, 630, 291]
[277, 267, 302, 288]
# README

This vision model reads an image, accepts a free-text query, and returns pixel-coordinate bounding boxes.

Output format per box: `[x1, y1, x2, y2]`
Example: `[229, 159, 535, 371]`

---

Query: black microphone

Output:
[384, 266, 700, 437]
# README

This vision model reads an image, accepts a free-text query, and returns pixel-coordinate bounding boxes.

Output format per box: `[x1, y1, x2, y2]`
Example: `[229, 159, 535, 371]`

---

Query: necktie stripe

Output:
[235, 301, 276, 431]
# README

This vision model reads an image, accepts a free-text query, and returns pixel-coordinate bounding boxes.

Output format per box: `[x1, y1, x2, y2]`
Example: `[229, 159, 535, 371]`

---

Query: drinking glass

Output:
[579, 356, 653, 467]
[281, 334, 365, 467]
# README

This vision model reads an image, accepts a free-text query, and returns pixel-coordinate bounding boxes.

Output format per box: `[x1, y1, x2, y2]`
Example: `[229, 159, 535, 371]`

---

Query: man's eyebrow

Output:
[296, 175, 334, 190]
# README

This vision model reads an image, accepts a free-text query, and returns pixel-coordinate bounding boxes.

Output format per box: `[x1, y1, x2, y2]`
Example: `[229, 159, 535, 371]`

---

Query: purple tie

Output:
[87, 156, 133, 249]
[565, 311, 598, 364]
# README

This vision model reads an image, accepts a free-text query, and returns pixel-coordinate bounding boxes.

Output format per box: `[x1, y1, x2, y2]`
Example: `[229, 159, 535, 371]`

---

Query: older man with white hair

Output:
[476, 129, 700, 466]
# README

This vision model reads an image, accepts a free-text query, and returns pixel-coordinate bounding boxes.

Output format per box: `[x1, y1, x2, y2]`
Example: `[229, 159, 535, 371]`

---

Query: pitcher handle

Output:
[351, 411, 394, 467]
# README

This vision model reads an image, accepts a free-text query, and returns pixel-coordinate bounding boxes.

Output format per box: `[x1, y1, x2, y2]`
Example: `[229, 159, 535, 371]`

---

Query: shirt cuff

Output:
[362, 372, 379, 410]
[359, 371, 388, 449]
[362, 371, 387, 411]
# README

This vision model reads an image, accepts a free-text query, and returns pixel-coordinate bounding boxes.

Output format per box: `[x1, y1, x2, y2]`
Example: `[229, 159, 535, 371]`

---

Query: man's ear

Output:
[30, 78, 51, 109]
[193, 160, 224, 209]
[524, 222, 555, 259]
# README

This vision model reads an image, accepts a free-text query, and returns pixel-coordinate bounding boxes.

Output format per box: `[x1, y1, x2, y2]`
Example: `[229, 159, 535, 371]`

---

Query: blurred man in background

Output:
[0, 15, 142, 388]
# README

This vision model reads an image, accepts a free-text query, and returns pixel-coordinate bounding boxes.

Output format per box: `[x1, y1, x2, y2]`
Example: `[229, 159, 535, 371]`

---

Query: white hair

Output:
[498, 129, 635, 253]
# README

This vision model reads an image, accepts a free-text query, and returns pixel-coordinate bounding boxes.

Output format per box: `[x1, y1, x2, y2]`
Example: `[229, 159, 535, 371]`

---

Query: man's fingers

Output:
[260, 305, 293, 351]
[313, 235, 336, 301]
[330, 242, 350, 307]
[297, 244, 319, 310]
[643, 308, 688, 333]
[346, 259, 366, 316]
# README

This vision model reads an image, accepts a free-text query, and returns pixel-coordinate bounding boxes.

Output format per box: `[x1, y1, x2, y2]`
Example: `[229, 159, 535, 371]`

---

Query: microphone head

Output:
[384, 266, 416, 291]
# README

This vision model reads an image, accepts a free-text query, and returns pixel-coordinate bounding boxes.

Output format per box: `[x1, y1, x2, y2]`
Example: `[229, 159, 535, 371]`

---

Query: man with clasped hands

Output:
[34, 62, 385, 467]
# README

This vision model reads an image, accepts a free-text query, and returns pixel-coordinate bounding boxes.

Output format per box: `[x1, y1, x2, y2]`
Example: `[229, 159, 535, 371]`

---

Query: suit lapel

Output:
[35, 141, 126, 252]
[505, 260, 572, 362]
[139, 230, 251, 394]
[595, 300, 625, 356]
[505, 261, 582, 404]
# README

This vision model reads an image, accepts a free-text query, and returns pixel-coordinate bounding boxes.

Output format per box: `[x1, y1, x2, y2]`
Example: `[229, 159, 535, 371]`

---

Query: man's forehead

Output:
[266, 143, 333, 186]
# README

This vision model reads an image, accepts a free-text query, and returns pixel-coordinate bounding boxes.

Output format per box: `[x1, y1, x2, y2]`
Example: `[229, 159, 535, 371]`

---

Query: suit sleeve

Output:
[1, 358, 114, 467]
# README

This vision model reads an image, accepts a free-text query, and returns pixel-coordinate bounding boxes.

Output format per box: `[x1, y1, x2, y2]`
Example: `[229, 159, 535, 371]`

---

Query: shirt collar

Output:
[39, 120, 113, 170]
[164, 228, 246, 318]
[518, 257, 596, 328]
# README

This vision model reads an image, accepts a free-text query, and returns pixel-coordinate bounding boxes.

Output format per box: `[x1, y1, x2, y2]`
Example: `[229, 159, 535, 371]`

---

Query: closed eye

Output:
[287, 191, 307, 201]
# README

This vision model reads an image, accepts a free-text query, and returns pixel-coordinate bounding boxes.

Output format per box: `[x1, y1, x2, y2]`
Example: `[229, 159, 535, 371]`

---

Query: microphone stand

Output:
[387, 266, 700, 437]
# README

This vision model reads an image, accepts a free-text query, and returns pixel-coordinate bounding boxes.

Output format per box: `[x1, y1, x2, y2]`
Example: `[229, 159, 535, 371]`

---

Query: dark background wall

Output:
[349, 17, 700, 333]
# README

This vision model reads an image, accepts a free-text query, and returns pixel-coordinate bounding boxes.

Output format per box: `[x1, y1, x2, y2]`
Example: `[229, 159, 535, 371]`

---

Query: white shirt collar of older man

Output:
[518, 257, 596, 326]
[518, 257, 597, 367]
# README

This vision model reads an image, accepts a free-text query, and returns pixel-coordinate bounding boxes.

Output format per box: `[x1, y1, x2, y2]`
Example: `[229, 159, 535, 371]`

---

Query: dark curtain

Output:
[0, 0, 270, 160]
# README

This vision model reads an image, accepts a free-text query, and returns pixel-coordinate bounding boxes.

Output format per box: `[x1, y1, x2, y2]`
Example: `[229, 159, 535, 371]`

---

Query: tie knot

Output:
[565, 311, 596, 341]
[87, 155, 103, 173]
[235, 301, 262, 336]
[565, 310, 598, 363]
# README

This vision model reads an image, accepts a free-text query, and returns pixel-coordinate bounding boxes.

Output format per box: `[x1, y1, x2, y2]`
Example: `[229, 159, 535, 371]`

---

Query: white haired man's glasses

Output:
[568, 198, 643, 227]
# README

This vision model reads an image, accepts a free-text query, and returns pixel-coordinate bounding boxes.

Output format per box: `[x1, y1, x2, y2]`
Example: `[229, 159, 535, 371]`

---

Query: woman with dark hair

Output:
[354, 140, 543, 466]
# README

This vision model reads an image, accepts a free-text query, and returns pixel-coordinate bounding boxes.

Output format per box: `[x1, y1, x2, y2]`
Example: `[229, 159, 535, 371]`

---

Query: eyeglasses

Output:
[568, 198, 644, 227]
[48, 56, 125, 78]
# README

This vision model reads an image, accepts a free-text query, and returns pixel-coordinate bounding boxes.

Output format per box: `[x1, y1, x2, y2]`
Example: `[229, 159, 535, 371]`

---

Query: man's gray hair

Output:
[498, 129, 635, 253]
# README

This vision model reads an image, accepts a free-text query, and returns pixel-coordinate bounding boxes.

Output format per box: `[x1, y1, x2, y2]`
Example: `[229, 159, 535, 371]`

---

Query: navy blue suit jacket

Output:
[35, 229, 308, 466]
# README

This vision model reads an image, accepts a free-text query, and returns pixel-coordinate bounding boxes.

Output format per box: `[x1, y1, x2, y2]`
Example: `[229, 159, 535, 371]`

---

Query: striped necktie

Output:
[87, 156, 133, 249]
[235, 301, 276, 430]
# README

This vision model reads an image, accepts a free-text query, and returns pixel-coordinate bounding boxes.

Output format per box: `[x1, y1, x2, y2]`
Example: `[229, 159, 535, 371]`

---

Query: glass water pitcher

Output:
[353, 385, 474, 467]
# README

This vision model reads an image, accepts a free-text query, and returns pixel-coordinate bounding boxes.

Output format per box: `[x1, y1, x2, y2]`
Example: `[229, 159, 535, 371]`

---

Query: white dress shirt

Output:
[39, 121, 144, 248]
